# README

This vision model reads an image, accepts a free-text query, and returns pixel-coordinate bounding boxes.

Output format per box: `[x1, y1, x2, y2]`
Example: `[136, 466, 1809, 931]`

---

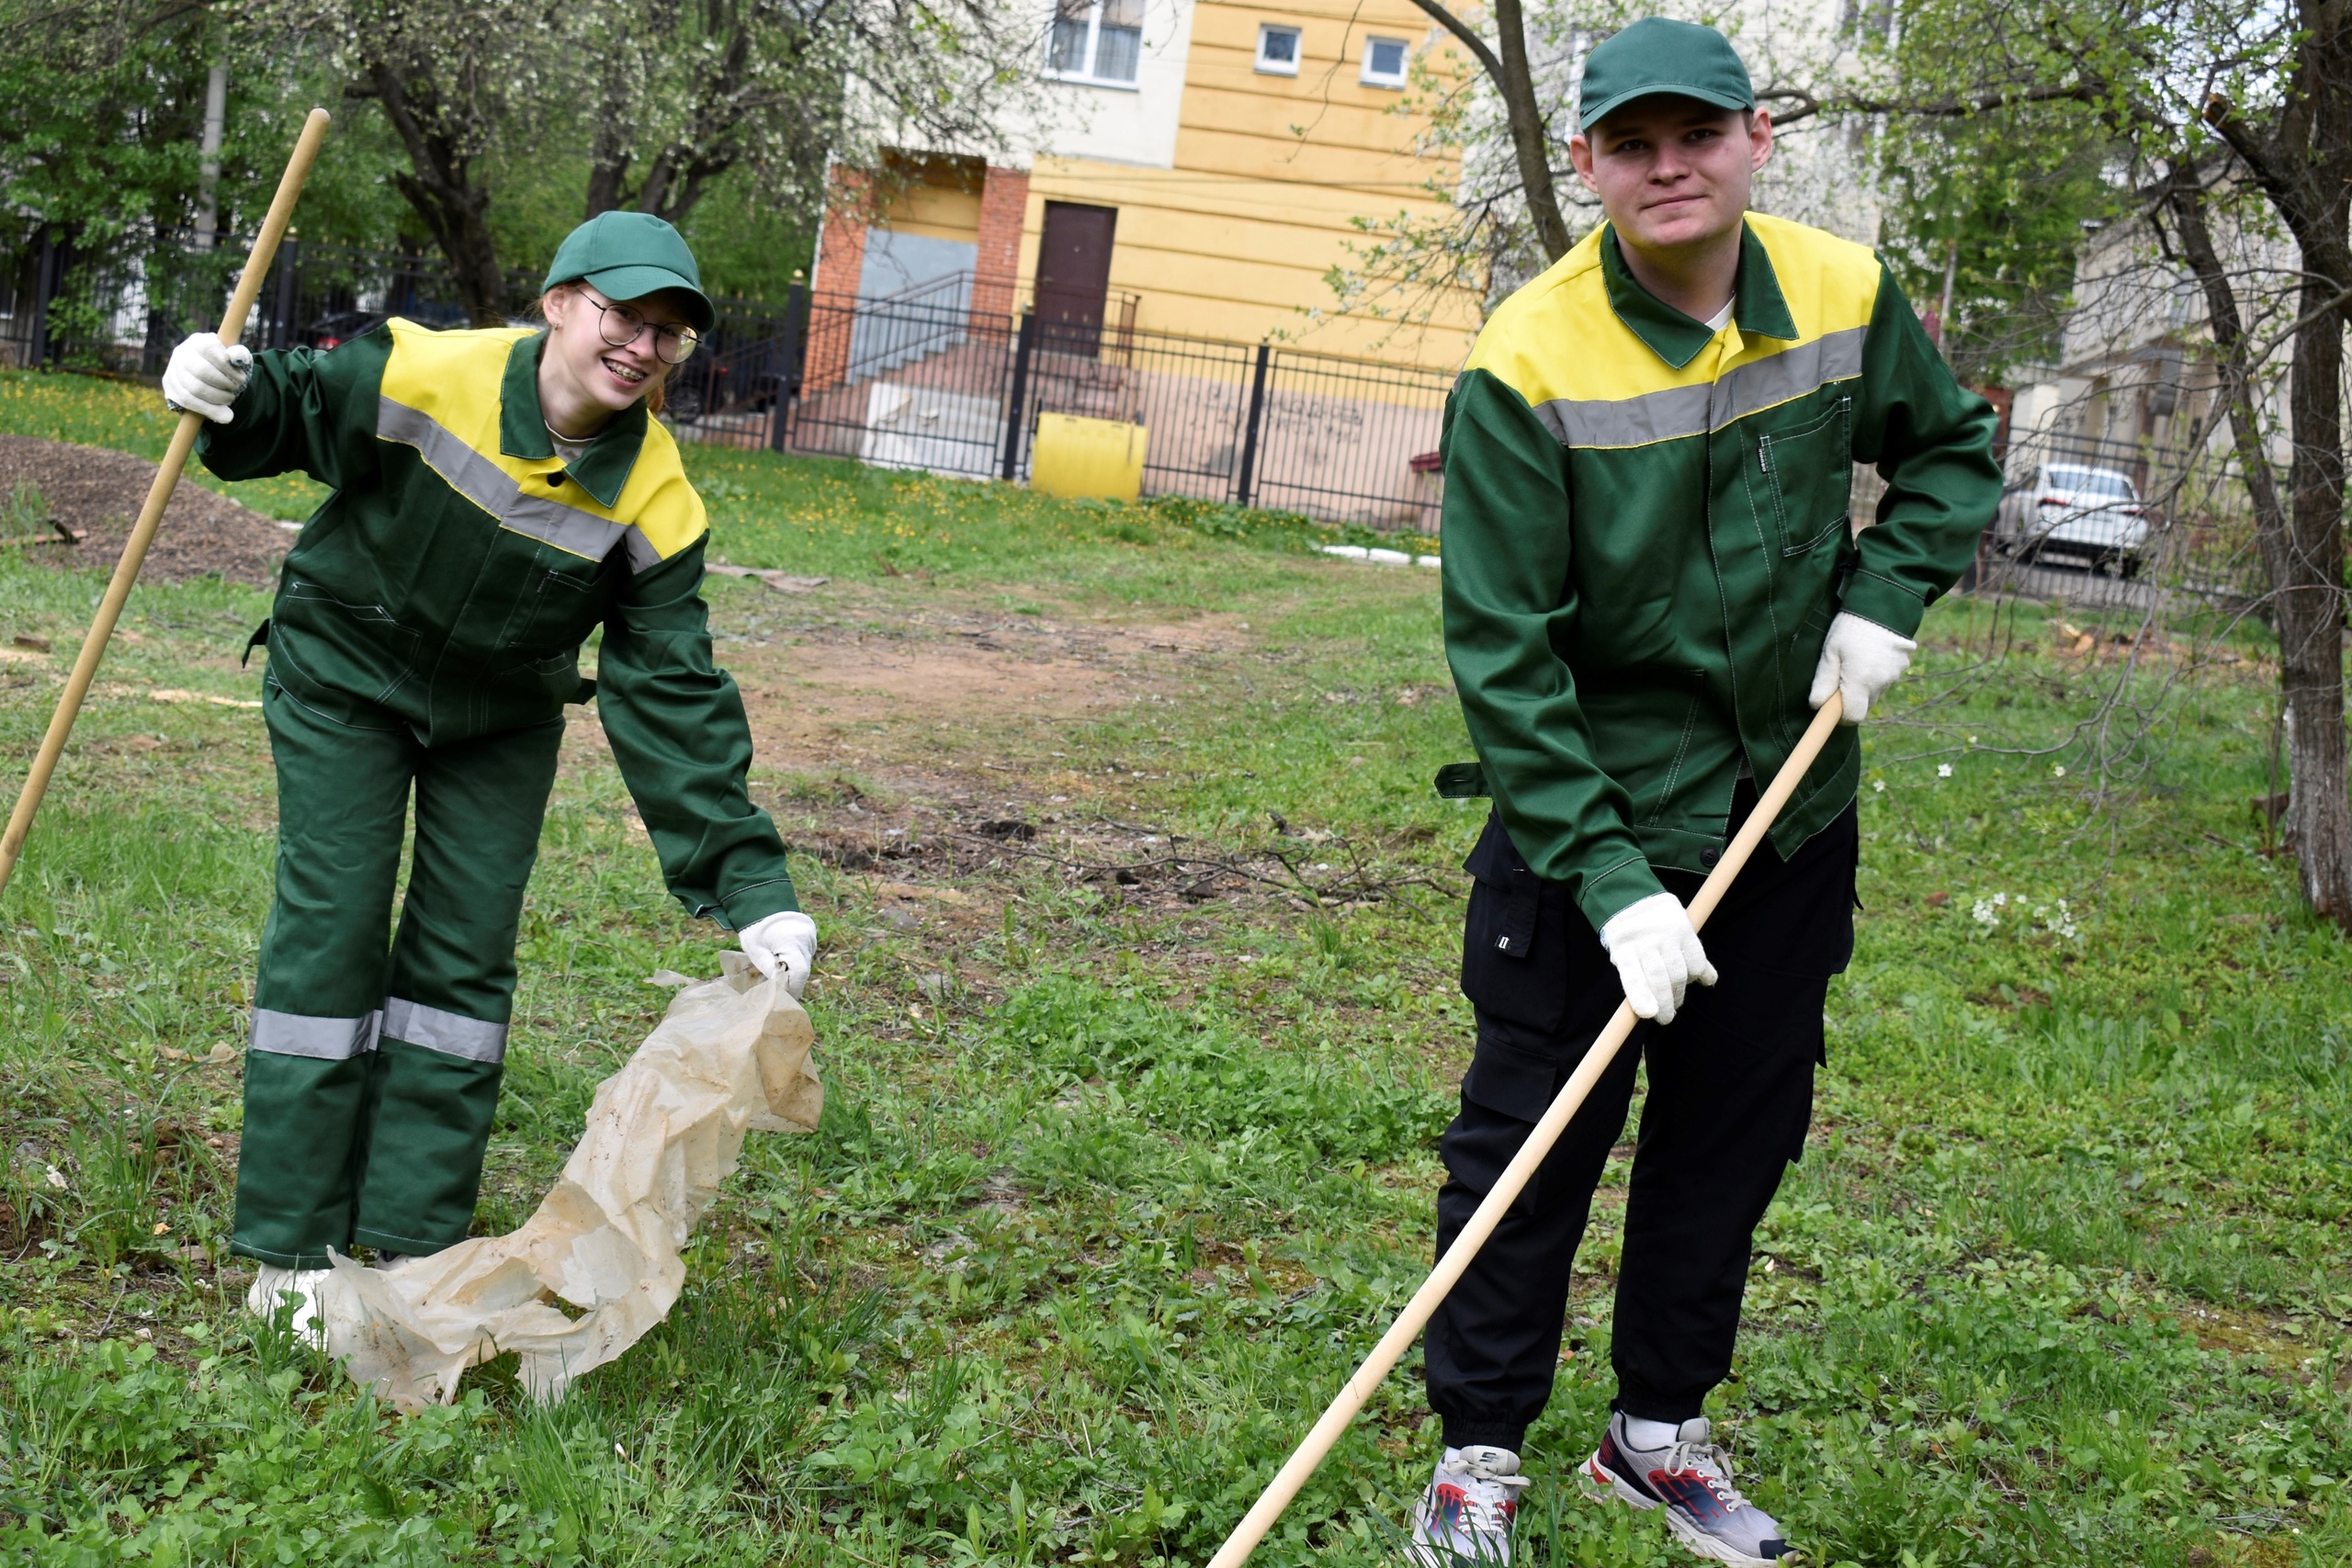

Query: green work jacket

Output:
[199, 318, 798, 930]
[1442, 212, 2000, 931]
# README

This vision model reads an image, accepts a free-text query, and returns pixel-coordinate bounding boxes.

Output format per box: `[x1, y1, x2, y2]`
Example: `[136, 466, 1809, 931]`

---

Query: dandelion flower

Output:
[2052, 765, 2067, 777]
[1937, 763, 1953, 778]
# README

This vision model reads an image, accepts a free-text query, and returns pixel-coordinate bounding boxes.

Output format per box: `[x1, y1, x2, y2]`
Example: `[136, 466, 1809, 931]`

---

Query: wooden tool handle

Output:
[1205, 691, 1847, 1568]
[0, 108, 332, 901]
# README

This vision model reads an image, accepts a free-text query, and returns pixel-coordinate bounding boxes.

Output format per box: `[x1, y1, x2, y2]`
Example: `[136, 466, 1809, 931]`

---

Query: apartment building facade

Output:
[809, 0, 1483, 370]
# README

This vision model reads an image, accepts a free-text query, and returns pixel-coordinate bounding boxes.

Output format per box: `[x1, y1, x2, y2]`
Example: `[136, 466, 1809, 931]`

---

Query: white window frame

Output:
[1359, 35, 1408, 87]
[1046, 0, 1144, 89]
[1256, 23, 1303, 75]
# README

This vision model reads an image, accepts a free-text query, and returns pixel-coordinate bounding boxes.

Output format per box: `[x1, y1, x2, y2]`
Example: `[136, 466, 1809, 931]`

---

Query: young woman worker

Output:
[162, 212, 819, 1332]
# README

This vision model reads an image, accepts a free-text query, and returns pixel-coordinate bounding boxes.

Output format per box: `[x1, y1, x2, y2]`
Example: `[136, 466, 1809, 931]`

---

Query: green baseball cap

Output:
[544, 211, 715, 334]
[1576, 17, 1755, 131]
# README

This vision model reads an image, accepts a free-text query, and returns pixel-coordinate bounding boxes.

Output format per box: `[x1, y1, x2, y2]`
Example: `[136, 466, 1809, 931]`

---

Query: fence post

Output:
[770, 281, 806, 454]
[28, 226, 55, 369]
[1233, 341, 1272, 507]
[1001, 309, 1037, 483]
[270, 240, 300, 349]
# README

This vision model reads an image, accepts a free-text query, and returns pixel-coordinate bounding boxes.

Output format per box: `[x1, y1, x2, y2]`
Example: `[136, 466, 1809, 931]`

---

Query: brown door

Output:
[1035, 201, 1116, 354]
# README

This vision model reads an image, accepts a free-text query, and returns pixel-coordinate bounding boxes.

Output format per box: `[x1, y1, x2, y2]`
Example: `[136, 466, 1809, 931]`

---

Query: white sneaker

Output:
[1407, 1444, 1529, 1564]
[1580, 1414, 1792, 1565]
[243, 1264, 330, 1346]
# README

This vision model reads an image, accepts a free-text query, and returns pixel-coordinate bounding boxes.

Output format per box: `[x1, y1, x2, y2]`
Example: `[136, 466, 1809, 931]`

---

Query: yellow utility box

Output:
[1030, 413, 1148, 502]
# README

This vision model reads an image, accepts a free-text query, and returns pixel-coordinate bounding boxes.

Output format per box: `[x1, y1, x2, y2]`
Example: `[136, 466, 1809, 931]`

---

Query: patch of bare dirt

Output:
[763, 639, 1126, 744]
[717, 604, 1251, 764]
[0, 435, 291, 586]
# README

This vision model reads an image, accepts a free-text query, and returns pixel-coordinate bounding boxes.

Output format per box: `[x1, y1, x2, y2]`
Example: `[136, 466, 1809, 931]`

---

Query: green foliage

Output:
[0, 2, 214, 241]
[1872, 107, 2128, 383]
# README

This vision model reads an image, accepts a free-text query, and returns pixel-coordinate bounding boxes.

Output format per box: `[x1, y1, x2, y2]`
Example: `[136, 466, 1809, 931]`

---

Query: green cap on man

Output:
[544, 211, 716, 334]
[1576, 17, 1755, 131]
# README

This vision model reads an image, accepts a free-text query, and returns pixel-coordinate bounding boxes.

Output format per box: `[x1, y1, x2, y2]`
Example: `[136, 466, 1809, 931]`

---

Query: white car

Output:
[1995, 462, 2150, 576]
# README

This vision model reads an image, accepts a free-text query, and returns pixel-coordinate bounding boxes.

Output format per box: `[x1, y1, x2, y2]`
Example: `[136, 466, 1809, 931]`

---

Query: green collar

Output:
[498, 332, 648, 510]
[1599, 218, 1799, 368]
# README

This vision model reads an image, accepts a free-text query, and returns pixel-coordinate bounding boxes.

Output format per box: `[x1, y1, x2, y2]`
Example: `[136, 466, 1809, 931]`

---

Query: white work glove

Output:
[162, 332, 253, 423]
[1807, 611, 1917, 725]
[739, 910, 817, 997]
[1598, 891, 1717, 1025]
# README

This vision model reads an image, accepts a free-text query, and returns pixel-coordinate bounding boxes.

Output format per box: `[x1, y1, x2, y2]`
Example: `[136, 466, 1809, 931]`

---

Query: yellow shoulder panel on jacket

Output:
[1459, 215, 1886, 443]
[1463, 229, 1611, 406]
[373, 318, 707, 572]
[1742, 212, 1881, 341]
[615, 418, 708, 563]
[379, 319, 533, 437]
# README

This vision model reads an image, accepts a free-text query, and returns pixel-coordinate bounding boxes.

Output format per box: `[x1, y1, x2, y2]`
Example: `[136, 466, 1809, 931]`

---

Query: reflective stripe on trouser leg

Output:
[352, 713, 562, 1256]
[233, 680, 415, 1269]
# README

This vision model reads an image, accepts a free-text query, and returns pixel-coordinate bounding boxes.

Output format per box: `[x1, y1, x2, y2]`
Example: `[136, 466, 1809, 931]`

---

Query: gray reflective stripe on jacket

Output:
[1534, 327, 1867, 449]
[377, 398, 659, 571]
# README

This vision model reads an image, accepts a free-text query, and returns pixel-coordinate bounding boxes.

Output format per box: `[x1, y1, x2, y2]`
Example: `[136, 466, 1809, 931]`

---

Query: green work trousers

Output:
[232, 675, 563, 1269]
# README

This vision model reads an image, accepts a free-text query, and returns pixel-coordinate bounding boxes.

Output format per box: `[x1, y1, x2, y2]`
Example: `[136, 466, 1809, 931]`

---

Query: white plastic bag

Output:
[316, 955, 821, 1412]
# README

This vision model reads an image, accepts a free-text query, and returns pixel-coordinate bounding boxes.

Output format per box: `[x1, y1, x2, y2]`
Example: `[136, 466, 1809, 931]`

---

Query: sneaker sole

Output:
[1403, 1534, 1513, 1567]
[1578, 1453, 1780, 1568]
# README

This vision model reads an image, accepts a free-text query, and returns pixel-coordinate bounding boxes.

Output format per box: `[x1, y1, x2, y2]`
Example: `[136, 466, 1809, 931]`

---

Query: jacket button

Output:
[547, 471, 564, 486]
[1700, 846, 1721, 867]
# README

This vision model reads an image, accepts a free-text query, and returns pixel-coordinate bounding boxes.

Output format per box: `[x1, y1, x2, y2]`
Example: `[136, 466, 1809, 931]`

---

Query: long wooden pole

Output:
[1206, 692, 1848, 1568]
[0, 107, 331, 901]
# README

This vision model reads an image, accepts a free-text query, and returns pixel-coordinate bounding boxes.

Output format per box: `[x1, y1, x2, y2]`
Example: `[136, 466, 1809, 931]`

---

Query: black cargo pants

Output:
[1424, 779, 1858, 1450]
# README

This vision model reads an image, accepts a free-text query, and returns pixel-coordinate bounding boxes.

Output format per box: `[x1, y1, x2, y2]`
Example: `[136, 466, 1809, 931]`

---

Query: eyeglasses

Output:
[582, 293, 700, 364]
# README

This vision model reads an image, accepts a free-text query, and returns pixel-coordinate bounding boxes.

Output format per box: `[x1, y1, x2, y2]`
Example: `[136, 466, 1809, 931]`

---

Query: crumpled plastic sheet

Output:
[315, 954, 821, 1413]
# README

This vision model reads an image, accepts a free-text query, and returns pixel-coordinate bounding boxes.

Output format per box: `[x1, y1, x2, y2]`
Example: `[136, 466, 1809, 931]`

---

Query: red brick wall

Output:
[804, 170, 871, 392]
[973, 164, 1030, 328]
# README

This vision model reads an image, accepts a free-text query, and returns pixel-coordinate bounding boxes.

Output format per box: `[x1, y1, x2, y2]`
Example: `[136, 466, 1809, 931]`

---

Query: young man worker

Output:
[1408, 17, 1998, 1566]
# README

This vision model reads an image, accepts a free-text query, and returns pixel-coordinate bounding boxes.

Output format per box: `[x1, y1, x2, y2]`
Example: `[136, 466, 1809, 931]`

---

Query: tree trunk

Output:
[1489, 0, 1572, 263]
[2161, 175, 2292, 596]
[2199, 15, 2352, 931]
[583, 61, 636, 219]
[352, 65, 511, 326]
[585, 137, 631, 219]
[2276, 230, 2352, 926]
[635, 151, 676, 221]
[1408, 0, 1574, 262]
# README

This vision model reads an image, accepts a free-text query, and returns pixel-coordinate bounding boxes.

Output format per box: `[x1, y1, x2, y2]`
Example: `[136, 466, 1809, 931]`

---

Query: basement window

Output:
[1256, 24, 1302, 74]
[1361, 36, 1408, 86]
[1048, 0, 1144, 85]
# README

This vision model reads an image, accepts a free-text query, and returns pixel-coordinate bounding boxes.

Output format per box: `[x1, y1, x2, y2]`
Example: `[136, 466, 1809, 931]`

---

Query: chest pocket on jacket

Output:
[1757, 396, 1852, 557]
[509, 558, 611, 655]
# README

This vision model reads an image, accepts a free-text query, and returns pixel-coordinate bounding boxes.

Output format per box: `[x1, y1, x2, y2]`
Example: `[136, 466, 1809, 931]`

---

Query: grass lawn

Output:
[0, 368, 2347, 1566]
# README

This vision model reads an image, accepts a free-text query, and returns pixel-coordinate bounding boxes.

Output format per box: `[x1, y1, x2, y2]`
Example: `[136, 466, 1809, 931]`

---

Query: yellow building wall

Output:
[1020, 0, 1481, 369]
[879, 153, 985, 243]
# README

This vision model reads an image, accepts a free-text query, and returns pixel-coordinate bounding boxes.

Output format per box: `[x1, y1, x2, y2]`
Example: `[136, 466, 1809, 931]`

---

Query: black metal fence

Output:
[1851, 424, 2269, 616]
[0, 227, 524, 375]
[670, 276, 1456, 531]
[20, 230, 2265, 601]
[0, 231, 1455, 530]
[0, 225, 806, 390]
